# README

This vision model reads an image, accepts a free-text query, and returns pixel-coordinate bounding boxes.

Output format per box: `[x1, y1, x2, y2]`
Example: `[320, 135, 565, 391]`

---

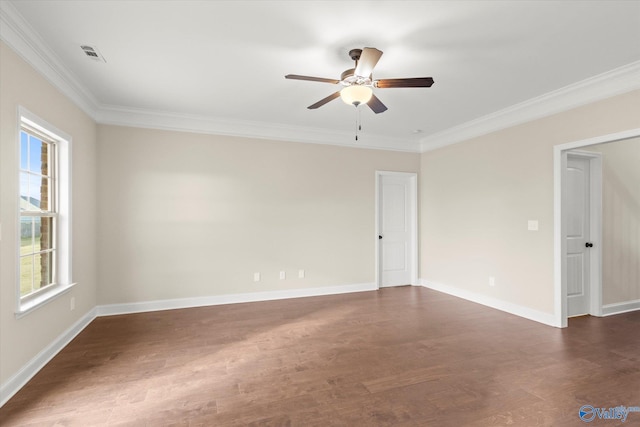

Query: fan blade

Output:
[367, 94, 388, 114]
[375, 77, 434, 88]
[285, 74, 340, 84]
[308, 91, 341, 109]
[354, 47, 383, 78]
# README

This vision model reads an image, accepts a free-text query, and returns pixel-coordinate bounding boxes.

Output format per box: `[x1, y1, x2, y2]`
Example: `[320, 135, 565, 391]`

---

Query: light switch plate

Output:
[528, 220, 539, 231]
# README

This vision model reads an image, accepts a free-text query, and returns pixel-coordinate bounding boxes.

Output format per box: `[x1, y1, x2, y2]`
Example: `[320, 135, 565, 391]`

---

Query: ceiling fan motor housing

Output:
[341, 68, 355, 82]
[341, 68, 371, 87]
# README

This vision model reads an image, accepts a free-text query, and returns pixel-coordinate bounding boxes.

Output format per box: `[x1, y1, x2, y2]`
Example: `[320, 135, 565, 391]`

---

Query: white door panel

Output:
[566, 253, 584, 297]
[383, 242, 407, 271]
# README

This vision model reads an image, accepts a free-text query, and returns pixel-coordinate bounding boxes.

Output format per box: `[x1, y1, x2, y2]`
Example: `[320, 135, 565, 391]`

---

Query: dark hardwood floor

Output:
[1, 286, 639, 426]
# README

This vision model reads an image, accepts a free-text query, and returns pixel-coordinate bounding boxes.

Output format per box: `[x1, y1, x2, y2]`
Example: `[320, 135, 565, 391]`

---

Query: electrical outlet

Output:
[70, 297, 75, 311]
[253, 272, 260, 282]
[298, 269, 305, 279]
[489, 276, 496, 287]
[279, 271, 286, 280]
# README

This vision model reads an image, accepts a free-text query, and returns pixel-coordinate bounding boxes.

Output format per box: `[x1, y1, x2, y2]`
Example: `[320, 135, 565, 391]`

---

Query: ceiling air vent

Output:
[80, 45, 106, 62]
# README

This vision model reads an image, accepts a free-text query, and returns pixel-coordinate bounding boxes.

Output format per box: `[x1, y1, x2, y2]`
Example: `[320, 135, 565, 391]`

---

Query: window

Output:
[17, 108, 72, 315]
[20, 128, 56, 297]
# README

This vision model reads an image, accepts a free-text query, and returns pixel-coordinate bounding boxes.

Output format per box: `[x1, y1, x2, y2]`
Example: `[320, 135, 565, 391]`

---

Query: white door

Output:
[378, 173, 415, 287]
[565, 155, 592, 316]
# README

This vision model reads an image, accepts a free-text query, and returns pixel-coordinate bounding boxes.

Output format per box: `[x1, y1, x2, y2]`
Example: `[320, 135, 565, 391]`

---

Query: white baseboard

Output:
[419, 279, 559, 327]
[0, 307, 97, 407]
[96, 282, 378, 316]
[602, 299, 640, 317]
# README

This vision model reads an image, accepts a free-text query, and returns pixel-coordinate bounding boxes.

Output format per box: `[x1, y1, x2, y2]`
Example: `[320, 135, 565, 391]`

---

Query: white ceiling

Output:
[2, 0, 640, 151]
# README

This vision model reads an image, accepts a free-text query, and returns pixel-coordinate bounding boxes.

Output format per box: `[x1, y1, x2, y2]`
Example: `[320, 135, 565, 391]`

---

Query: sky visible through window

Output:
[20, 131, 47, 209]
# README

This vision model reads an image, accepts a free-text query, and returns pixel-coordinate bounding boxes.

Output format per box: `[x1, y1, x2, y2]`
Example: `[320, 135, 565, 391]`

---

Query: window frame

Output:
[16, 107, 74, 317]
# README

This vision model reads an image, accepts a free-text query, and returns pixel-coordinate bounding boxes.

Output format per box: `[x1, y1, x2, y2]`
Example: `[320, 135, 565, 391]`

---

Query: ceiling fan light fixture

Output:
[285, 46, 432, 114]
[340, 85, 372, 107]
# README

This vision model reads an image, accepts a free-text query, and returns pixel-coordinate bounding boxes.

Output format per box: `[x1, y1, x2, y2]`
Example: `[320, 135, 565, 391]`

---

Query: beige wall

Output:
[420, 90, 640, 314]
[587, 138, 640, 305]
[97, 125, 420, 304]
[0, 42, 98, 385]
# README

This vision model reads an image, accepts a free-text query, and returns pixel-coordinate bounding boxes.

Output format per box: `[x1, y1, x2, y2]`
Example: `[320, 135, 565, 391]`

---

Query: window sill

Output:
[15, 283, 77, 319]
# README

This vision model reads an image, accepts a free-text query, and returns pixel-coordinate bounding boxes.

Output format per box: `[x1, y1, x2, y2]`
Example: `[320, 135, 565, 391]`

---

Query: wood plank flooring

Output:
[1, 286, 639, 426]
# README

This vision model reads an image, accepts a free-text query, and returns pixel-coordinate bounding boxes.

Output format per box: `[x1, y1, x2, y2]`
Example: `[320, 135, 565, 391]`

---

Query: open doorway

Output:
[554, 128, 640, 327]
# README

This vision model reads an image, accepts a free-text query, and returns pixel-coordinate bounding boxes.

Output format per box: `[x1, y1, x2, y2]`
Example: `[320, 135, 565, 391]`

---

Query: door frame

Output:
[553, 128, 640, 327]
[563, 150, 602, 318]
[375, 171, 418, 289]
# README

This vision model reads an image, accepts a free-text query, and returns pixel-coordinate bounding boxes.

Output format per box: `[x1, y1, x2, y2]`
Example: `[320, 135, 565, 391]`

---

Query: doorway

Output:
[375, 171, 418, 288]
[554, 128, 640, 327]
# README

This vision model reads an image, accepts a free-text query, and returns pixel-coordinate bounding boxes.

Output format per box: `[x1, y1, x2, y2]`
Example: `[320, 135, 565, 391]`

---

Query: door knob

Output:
[379, 235, 383, 240]
[585, 242, 593, 248]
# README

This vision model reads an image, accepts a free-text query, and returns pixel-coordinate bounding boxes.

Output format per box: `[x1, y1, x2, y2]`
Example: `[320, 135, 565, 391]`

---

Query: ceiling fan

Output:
[285, 47, 434, 114]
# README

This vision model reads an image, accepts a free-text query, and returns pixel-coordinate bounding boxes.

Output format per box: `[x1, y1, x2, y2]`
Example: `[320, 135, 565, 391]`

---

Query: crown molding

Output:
[0, 1, 100, 118]
[0, 0, 418, 152]
[419, 61, 640, 152]
[96, 105, 421, 152]
[3, 1, 638, 154]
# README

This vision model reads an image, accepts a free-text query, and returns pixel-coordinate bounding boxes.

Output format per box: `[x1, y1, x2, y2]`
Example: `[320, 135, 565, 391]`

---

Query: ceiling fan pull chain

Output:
[355, 106, 363, 141]
[355, 108, 358, 141]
